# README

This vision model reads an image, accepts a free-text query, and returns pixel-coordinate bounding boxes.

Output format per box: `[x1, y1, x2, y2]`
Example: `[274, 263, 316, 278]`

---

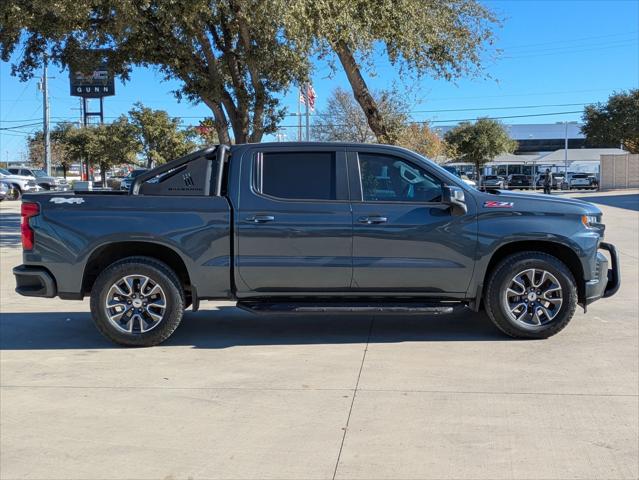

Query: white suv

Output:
[0, 168, 41, 199]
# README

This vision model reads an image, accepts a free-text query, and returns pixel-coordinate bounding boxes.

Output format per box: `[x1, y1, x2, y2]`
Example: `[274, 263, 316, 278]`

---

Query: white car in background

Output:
[569, 173, 595, 190]
[0, 168, 41, 199]
[7, 167, 68, 191]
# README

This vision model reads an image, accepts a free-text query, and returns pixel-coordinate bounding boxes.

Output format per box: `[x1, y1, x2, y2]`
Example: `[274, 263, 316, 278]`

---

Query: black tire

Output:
[7, 185, 21, 200]
[484, 252, 577, 339]
[90, 256, 185, 347]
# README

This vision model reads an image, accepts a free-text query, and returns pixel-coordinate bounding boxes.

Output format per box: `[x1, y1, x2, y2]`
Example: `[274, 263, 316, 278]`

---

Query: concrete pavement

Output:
[1, 191, 637, 479]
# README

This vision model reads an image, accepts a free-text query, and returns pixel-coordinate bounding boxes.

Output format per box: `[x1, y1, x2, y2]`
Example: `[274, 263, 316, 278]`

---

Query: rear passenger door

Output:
[235, 146, 352, 294]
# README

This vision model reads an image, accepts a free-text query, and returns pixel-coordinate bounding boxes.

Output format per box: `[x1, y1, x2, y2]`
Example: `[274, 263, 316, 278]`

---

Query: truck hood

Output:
[477, 190, 602, 215]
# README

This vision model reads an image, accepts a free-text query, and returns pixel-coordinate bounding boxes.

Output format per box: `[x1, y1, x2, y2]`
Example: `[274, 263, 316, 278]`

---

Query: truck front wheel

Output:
[484, 252, 577, 339]
[90, 256, 185, 346]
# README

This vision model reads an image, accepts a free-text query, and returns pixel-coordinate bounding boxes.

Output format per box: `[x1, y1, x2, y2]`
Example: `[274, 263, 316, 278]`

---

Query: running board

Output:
[237, 301, 456, 315]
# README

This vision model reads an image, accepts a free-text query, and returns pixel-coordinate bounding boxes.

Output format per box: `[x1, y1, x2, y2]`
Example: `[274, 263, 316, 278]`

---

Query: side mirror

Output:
[442, 185, 467, 216]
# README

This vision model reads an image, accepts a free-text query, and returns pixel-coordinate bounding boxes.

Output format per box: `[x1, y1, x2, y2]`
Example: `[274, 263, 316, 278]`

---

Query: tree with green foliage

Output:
[1, 0, 310, 144]
[283, 0, 498, 144]
[313, 87, 408, 143]
[128, 103, 195, 168]
[62, 126, 95, 178]
[3, 0, 497, 145]
[444, 118, 517, 180]
[93, 117, 142, 186]
[63, 119, 140, 186]
[582, 89, 639, 153]
[28, 123, 74, 174]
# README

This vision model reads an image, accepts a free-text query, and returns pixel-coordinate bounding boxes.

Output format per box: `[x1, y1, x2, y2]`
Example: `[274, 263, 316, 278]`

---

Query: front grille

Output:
[27, 180, 36, 186]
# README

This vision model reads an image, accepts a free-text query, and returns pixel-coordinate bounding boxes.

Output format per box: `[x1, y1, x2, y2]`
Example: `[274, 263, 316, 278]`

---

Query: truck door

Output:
[235, 146, 352, 294]
[348, 148, 477, 294]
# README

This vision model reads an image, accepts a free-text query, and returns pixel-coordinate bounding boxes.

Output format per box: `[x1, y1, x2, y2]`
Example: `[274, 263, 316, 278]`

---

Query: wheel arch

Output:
[482, 240, 585, 303]
[82, 241, 191, 297]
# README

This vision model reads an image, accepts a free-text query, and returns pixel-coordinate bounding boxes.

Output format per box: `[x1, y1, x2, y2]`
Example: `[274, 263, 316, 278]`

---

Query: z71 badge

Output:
[484, 200, 514, 208]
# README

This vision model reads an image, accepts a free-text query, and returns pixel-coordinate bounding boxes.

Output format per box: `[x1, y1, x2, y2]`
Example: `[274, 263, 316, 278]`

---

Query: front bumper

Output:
[584, 242, 620, 304]
[13, 265, 57, 298]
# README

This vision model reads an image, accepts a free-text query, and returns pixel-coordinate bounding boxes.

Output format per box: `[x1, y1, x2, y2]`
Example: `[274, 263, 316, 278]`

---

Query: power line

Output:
[255, 110, 585, 128]
[0, 109, 586, 134]
[409, 102, 589, 114]
[0, 102, 595, 125]
[501, 31, 638, 51]
[0, 122, 42, 131]
[427, 110, 583, 123]
[503, 41, 637, 60]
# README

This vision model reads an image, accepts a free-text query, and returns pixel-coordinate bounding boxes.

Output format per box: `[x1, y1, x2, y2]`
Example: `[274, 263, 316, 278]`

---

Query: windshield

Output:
[0, 168, 10, 175]
[484, 176, 498, 180]
[32, 170, 47, 177]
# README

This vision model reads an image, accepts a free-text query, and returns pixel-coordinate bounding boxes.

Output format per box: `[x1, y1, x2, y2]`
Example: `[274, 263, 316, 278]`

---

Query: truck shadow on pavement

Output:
[0, 307, 507, 350]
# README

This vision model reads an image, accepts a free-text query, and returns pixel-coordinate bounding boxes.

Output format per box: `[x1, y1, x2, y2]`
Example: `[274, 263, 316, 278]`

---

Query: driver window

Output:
[358, 153, 443, 203]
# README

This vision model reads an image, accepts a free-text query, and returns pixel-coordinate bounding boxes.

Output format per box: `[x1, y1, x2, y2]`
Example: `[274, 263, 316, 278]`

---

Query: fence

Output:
[600, 154, 639, 189]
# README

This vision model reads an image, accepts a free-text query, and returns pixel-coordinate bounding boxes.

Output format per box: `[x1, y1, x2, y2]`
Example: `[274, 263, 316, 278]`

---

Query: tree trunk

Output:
[203, 97, 232, 145]
[100, 162, 107, 188]
[334, 41, 394, 144]
[62, 164, 67, 179]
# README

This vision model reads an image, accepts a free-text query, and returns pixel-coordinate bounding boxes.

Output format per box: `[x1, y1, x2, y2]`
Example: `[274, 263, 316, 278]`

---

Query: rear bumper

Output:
[13, 265, 57, 298]
[584, 242, 620, 304]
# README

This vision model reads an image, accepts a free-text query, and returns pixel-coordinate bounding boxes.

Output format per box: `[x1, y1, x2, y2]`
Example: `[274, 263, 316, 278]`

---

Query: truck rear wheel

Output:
[90, 256, 185, 347]
[484, 252, 577, 339]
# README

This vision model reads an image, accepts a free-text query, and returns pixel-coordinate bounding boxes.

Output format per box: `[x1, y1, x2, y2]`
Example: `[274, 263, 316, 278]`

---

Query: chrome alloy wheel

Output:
[502, 268, 563, 327]
[105, 275, 166, 334]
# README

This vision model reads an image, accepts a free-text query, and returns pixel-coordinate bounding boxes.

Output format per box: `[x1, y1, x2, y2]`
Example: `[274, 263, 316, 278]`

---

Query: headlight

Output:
[581, 215, 600, 228]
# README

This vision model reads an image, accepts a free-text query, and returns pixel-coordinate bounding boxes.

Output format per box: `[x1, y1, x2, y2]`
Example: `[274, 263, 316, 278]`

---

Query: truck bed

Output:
[22, 191, 232, 300]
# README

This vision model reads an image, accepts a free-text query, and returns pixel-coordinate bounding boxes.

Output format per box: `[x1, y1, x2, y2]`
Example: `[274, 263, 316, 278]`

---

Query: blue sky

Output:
[1, 0, 637, 162]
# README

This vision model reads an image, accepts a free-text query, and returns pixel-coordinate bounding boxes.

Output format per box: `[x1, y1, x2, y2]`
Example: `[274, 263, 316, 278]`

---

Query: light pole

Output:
[39, 58, 51, 175]
[557, 121, 578, 184]
[564, 121, 568, 178]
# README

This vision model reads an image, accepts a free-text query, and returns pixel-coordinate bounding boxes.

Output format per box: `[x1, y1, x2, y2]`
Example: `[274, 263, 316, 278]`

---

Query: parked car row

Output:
[0, 167, 70, 200]
[477, 173, 598, 190]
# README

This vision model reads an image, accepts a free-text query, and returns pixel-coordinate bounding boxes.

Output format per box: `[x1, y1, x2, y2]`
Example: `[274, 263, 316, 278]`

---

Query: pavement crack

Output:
[332, 317, 374, 480]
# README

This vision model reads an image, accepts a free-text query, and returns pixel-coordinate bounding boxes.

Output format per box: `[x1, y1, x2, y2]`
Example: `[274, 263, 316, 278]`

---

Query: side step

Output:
[237, 301, 456, 315]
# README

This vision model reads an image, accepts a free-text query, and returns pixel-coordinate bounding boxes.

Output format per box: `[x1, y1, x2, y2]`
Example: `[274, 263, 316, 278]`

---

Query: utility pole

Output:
[71, 98, 85, 179]
[297, 86, 302, 141]
[304, 84, 310, 141]
[40, 58, 51, 175]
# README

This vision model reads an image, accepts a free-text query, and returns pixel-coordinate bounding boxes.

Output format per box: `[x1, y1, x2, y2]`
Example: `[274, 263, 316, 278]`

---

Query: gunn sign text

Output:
[69, 69, 115, 98]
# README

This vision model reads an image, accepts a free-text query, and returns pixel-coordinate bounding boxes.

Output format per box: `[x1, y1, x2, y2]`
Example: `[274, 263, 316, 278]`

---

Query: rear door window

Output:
[256, 151, 337, 201]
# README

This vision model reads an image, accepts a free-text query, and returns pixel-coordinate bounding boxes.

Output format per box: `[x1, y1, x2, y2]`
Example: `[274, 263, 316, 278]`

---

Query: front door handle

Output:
[358, 216, 388, 224]
[247, 215, 275, 223]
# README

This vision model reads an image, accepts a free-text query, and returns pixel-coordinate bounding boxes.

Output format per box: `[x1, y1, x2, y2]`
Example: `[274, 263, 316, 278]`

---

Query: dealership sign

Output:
[69, 63, 115, 98]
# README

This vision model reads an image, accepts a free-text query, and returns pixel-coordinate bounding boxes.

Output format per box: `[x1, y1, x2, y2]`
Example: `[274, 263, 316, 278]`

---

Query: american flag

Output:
[299, 84, 316, 111]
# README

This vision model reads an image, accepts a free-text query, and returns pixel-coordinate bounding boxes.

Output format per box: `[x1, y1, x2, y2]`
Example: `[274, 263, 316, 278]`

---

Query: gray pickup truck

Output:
[13, 143, 619, 346]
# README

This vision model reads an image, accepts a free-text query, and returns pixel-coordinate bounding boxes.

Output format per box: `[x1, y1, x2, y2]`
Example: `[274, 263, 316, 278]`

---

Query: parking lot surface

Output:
[1, 190, 638, 480]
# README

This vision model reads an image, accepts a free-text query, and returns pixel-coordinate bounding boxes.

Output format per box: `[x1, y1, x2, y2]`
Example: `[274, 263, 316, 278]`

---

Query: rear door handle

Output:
[247, 215, 275, 223]
[358, 216, 388, 224]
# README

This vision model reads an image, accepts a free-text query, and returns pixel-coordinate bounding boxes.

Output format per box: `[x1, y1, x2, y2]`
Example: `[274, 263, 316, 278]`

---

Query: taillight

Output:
[21, 202, 39, 250]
